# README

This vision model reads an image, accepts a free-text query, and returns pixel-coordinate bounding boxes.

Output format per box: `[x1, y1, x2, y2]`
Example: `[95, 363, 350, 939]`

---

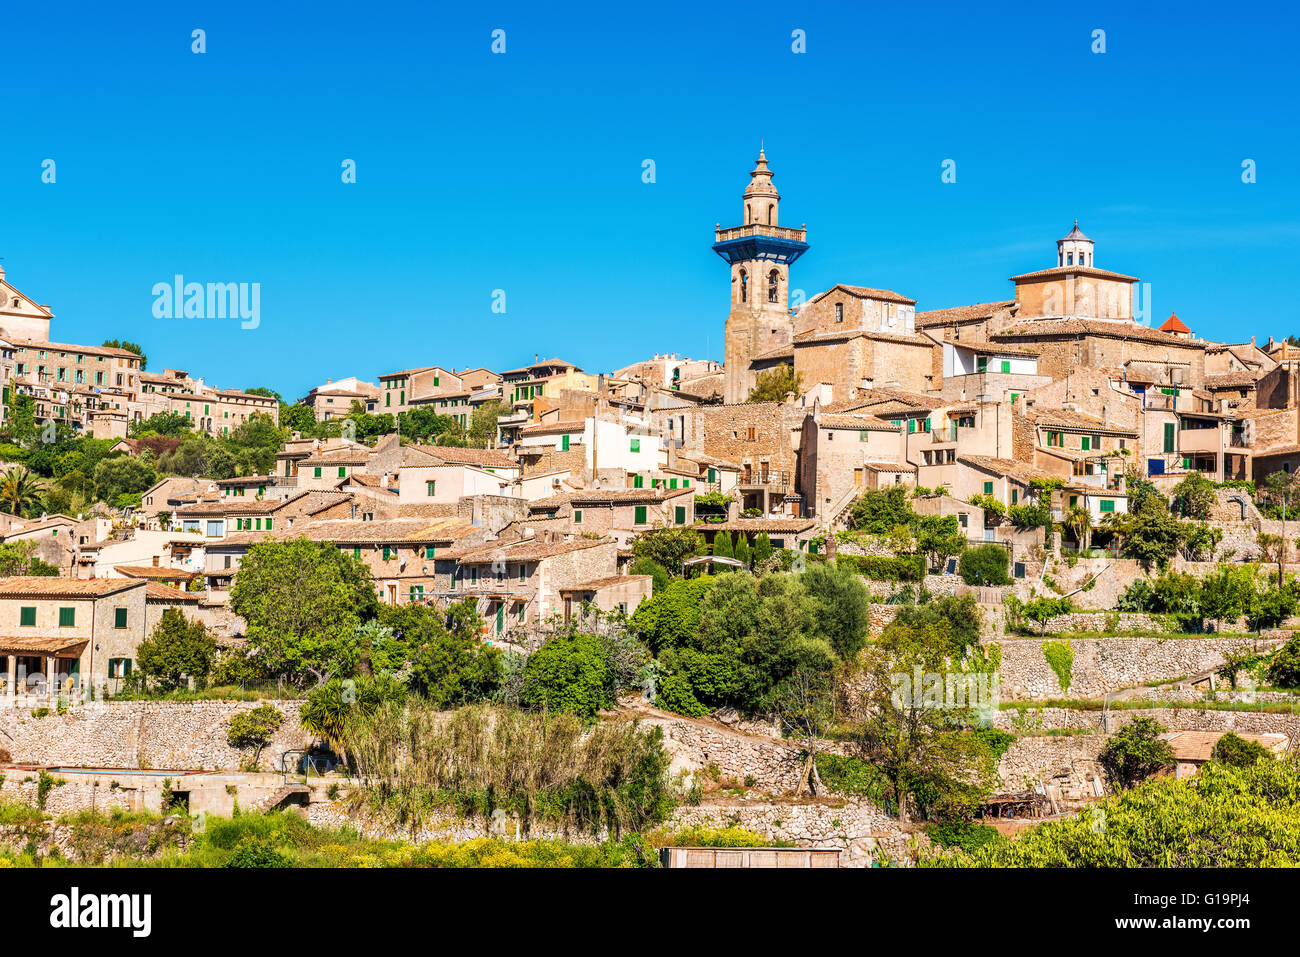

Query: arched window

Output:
[1067, 252, 1074, 265]
[1058, 251, 1063, 266]
[767, 204, 775, 224]
[739, 269, 748, 303]
[768, 269, 779, 303]
[746, 204, 751, 224]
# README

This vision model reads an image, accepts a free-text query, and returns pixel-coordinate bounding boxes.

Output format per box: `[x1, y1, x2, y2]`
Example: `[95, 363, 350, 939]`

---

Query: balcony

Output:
[1178, 427, 1223, 454]
[714, 223, 808, 244]
[931, 424, 959, 443]
[739, 470, 792, 490]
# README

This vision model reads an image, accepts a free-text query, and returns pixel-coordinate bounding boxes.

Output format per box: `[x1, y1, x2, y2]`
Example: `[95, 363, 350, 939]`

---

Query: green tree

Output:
[1123, 493, 1185, 570]
[733, 533, 751, 566]
[92, 455, 158, 503]
[848, 484, 916, 534]
[958, 544, 1010, 585]
[629, 526, 703, 576]
[629, 576, 715, 652]
[628, 556, 671, 593]
[128, 411, 192, 438]
[800, 562, 870, 658]
[752, 531, 773, 564]
[1171, 471, 1216, 519]
[135, 609, 218, 691]
[226, 704, 285, 767]
[712, 531, 734, 561]
[746, 364, 802, 403]
[1212, 731, 1273, 768]
[518, 631, 612, 719]
[102, 338, 146, 369]
[1099, 716, 1175, 789]
[230, 539, 378, 687]
[0, 466, 48, 516]
[379, 602, 501, 706]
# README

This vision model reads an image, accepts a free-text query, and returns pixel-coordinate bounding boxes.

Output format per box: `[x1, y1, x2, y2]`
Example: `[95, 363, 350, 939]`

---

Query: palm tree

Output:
[1063, 504, 1092, 553]
[1099, 510, 1132, 556]
[0, 466, 48, 517]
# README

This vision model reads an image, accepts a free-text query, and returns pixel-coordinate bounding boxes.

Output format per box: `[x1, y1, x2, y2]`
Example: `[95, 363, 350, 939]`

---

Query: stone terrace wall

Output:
[635, 713, 806, 794]
[0, 700, 309, 771]
[992, 706, 1300, 737]
[669, 800, 917, 867]
[997, 735, 1107, 804]
[995, 636, 1281, 700]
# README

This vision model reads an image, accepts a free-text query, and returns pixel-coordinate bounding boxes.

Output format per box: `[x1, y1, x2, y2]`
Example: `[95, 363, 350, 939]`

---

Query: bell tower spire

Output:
[714, 150, 809, 404]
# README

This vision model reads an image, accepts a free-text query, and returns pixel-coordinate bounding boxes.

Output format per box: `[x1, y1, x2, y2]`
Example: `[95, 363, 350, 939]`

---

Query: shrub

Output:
[1212, 732, 1274, 767]
[224, 838, 293, 868]
[835, 553, 924, 582]
[629, 557, 671, 593]
[1267, 635, 1300, 688]
[958, 545, 1010, 585]
[1099, 716, 1174, 789]
[226, 704, 285, 767]
[519, 631, 613, 719]
[1041, 640, 1074, 692]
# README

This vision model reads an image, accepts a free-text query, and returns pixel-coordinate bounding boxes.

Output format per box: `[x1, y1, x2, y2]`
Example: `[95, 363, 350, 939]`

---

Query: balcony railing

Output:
[714, 223, 807, 243]
[739, 470, 792, 489]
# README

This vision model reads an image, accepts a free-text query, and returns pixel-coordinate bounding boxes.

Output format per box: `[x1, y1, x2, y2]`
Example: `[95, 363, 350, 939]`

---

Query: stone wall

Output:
[994, 635, 1280, 700]
[0, 700, 310, 771]
[992, 706, 1300, 737]
[997, 735, 1107, 808]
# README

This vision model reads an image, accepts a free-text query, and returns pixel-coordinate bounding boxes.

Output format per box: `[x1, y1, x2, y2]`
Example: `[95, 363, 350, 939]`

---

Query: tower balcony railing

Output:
[715, 223, 807, 243]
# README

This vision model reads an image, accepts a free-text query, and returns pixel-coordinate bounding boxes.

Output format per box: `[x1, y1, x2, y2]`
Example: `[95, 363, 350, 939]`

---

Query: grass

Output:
[0, 807, 660, 868]
[109, 683, 305, 702]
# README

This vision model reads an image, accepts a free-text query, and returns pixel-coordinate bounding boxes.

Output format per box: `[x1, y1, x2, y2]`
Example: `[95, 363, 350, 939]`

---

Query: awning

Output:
[0, 637, 89, 656]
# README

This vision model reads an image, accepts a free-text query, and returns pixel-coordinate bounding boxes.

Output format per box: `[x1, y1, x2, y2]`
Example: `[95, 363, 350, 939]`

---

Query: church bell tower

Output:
[714, 150, 808, 404]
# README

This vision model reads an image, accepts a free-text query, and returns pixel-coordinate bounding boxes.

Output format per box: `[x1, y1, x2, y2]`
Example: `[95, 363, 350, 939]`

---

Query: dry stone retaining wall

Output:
[993, 706, 1300, 737]
[0, 700, 310, 771]
[994, 636, 1281, 700]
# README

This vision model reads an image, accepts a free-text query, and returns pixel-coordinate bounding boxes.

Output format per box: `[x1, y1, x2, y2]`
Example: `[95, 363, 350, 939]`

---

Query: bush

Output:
[629, 557, 671, 594]
[958, 545, 1010, 586]
[1212, 732, 1274, 767]
[836, 553, 924, 582]
[134, 609, 218, 691]
[1099, 716, 1174, 789]
[226, 704, 285, 767]
[224, 838, 292, 868]
[519, 631, 613, 719]
[1267, 634, 1300, 688]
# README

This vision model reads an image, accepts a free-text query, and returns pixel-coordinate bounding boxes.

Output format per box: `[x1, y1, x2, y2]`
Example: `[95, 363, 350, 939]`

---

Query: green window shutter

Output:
[314, 467, 322, 478]
[651, 478, 659, 488]
[425, 546, 435, 559]
[1163, 423, 1175, 453]
[59, 607, 75, 627]
[426, 480, 437, 496]
[669, 479, 677, 489]
[354, 546, 362, 558]
[859, 430, 868, 442]
[19, 607, 35, 627]
[630, 439, 640, 453]
[338, 466, 347, 478]
[977, 356, 988, 373]
[1069, 495, 1078, 507]
[115, 608, 128, 629]
[1081, 436, 1090, 451]
[433, 376, 439, 386]
[907, 419, 916, 434]
[683, 479, 689, 488]
[519, 565, 526, 581]
[561, 434, 570, 451]
[265, 518, 273, 530]
[1011, 488, 1018, 504]
[1000, 360, 1011, 373]
[1100, 499, 1116, 512]
[383, 546, 392, 560]
[1010, 393, 1019, 405]
[675, 505, 686, 525]
[574, 509, 583, 523]
[983, 481, 993, 495]
[634, 505, 647, 525]
[633, 475, 643, 488]
[707, 468, 717, 482]
[923, 418, 931, 433]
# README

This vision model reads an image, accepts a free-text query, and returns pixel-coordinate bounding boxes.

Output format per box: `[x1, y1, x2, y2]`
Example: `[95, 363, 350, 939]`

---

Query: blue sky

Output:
[2, 0, 1296, 399]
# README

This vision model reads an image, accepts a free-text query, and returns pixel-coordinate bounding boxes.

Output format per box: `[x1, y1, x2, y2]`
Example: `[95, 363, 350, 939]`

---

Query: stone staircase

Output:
[253, 783, 310, 813]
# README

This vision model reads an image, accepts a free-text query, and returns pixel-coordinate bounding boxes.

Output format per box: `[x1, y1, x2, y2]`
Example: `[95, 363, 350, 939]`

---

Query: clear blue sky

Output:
[2, 0, 1296, 400]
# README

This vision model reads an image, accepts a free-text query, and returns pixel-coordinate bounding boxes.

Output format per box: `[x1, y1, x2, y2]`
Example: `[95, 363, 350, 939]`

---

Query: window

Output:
[1000, 360, 1011, 374]
[983, 481, 994, 495]
[574, 509, 583, 524]
[633, 475, 643, 488]
[426, 480, 437, 497]
[382, 546, 393, 561]
[739, 269, 748, 303]
[353, 546, 362, 558]
[19, 607, 35, 627]
[1069, 495, 1078, 507]
[1163, 422, 1175, 453]
[675, 505, 686, 525]
[206, 521, 222, 537]
[1011, 488, 1018, 504]
[109, 658, 132, 679]
[265, 518, 273, 531]
[58, 607, 75, 627]
[630, 438, 640, 453]
[1081, 436, 1090, 451]
[519, 565, 526, 581]
[634, 505, 647, 525]
[835, 303, 843, 323]
[338, 466, 347, 478]
[1099, 499, 1116, 512]
[976, 356, 989, 373]
[561, 434, 570, 451]
[707, 468, 717, 483]
[115, 608, 128, 629]
[314, 467, 322, 478]
[767, 269, 779, 303]
[409, 585, 424, 601]
[425, 546, 436, 559]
